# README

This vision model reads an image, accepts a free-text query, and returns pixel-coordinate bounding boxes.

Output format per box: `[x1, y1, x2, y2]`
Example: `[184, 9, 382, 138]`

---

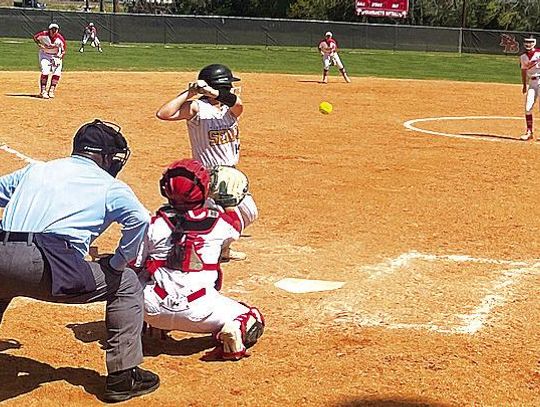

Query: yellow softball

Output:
[319, 101, 333, 114]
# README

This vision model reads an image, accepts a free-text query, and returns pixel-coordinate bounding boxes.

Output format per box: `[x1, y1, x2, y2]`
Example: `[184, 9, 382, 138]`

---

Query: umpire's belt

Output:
[0, 231, 34, 244]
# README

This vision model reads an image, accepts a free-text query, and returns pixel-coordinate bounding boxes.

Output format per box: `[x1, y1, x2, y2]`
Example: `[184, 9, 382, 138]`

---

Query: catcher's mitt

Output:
[209, 166, 249, 208]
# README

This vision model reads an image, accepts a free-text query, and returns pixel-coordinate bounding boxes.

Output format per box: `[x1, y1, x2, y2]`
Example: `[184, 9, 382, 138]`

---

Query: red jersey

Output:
[33, 30, 67, 57]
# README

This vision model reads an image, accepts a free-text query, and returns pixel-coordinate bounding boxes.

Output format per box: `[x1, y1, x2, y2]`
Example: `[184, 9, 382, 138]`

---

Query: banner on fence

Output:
[355, 0, 409, 18]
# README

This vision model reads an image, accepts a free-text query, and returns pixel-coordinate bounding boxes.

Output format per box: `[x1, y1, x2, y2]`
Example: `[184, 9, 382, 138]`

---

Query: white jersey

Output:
[187, 97, 240, 168]
[319, 39, 337, 57]
[136, 206, 243, 303]
[520, 49, 540, 80]
[135, 205, 248, 332]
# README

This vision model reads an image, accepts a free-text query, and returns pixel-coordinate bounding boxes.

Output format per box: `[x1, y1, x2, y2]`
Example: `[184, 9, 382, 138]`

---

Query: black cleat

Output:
[103, 366, 159, 403]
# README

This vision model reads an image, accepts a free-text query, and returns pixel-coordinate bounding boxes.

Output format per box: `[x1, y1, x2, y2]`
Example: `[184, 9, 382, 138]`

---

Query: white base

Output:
[274, 278, 345, 293]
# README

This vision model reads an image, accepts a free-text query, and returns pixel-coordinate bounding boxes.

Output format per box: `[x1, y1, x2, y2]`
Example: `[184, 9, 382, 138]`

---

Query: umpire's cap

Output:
[72, 119, 128, 155]
[198, 64, 240, 90]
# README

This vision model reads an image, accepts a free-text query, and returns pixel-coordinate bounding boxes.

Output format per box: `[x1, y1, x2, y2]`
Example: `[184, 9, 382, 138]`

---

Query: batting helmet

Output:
[524, 36, 537, 51]
[198, 64, 240, 90]
[160, 159, 210, 211]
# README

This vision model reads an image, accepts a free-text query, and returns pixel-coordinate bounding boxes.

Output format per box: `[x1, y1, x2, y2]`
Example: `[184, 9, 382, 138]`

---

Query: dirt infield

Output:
[2, 71, 540, 406]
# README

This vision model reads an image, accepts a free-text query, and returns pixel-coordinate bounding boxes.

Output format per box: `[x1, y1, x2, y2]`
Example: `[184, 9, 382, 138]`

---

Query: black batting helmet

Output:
[198, 64, 240, 90]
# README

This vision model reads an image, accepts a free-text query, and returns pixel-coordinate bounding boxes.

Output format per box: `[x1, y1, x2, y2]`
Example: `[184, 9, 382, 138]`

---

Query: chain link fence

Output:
[0, 7, 537, 55]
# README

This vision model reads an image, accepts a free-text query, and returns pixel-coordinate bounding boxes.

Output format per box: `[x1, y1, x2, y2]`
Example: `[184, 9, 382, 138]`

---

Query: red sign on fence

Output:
[355, 0, 409, 18]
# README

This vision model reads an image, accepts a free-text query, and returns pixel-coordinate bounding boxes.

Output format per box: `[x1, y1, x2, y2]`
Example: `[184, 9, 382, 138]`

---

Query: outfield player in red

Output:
[318, 31, 351, 84]
[520, 36, 540, 140]
[79, 22, 103, 53]
[135, 159, 265, 361]
[33, 23, 66, 99]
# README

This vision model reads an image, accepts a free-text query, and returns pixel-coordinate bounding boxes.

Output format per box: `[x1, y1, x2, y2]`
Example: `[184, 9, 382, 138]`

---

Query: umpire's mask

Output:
[72, 119, 131, 177]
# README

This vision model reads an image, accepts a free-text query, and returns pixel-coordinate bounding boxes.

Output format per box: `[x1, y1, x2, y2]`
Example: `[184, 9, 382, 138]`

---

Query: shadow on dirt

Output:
[459, 132, 521, 141]
[337, 398, 451, 406]
[67, 320, 216, 357]
[5, 93, 42, 99]
[0, 339, 105, 402]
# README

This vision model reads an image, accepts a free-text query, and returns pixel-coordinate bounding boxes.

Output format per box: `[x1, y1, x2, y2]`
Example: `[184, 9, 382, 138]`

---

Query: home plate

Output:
[274, 278, 345, 293]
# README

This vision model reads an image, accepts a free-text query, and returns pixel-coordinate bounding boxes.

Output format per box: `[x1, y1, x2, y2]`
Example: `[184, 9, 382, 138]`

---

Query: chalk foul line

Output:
[0, 143, 38, 164]
[404, 115, 524, 144]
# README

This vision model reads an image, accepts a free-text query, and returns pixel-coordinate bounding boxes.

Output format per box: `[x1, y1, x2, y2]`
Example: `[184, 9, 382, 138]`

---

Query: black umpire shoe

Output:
[103, 366, 160, 403]
[0, 299, 11, 325]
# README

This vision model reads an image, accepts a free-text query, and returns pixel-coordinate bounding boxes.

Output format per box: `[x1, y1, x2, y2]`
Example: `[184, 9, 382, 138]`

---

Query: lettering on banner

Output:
[356, 0, 409, 18]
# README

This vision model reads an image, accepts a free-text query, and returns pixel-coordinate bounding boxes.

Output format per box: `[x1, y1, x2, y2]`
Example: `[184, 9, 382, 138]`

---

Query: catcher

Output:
[135, 159, 264, 361]
[155, 64, 258, 261]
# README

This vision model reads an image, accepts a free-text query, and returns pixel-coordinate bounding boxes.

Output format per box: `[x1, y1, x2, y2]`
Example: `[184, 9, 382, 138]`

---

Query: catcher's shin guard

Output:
[236, 305, 265, 348]
[0, 299, 12, 325]
[203, 306, 265, 361]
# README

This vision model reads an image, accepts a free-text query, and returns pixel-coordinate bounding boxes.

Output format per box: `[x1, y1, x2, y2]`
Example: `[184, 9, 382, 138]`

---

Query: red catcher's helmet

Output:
[160, 159, 210, 211]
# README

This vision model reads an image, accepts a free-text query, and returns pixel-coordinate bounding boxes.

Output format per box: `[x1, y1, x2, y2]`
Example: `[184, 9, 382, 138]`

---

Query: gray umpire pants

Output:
[0, 240, 143, 374]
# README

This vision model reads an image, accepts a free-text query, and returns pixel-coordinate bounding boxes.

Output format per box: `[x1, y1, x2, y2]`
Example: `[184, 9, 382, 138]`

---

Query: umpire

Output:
[0, 119, 159, 403]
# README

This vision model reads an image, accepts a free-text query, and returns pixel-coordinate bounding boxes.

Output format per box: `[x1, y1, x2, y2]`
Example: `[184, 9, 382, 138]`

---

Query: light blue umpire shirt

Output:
[0, 155, 150, 270]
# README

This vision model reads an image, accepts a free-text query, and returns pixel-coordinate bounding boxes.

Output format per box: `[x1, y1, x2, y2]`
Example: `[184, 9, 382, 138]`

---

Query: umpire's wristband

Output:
[215, 89, 238, 107]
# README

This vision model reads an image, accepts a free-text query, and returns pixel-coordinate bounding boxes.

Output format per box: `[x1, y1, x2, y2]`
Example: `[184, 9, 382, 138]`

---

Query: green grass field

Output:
[0, 38, 522, 84]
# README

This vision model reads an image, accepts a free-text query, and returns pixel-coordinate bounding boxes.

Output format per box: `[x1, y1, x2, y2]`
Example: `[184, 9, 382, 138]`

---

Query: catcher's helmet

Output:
[524, 36, 537, 51]
[198, 64, 240, 90]
[160, 159, 210, 211]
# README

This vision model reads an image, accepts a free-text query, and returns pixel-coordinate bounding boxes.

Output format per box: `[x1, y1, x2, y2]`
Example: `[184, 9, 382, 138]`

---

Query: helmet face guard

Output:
[160, 160, 210, 211]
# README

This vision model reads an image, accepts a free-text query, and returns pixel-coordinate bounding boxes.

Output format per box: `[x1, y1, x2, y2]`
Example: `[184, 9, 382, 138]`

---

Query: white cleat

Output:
[344, 76, 351, 83]
[79, 48, 84, 53]
[48, 90, 55, 98]
[520, 130, 533, 141]
[40, 91, 49, 99]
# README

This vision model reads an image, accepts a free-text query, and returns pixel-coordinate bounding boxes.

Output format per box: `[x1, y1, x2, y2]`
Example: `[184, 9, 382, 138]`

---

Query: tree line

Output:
[159, 0, 539, 32]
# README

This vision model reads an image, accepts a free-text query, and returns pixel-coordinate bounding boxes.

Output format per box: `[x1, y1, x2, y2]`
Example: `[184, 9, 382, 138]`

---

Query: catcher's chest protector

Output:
[158, 208, 220, 273]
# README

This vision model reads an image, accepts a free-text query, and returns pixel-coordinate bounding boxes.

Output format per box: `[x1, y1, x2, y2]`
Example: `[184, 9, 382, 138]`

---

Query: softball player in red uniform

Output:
[318, 31, 351, 84]
[33, 23, 66, 99]
[520, 36, 540, 140]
